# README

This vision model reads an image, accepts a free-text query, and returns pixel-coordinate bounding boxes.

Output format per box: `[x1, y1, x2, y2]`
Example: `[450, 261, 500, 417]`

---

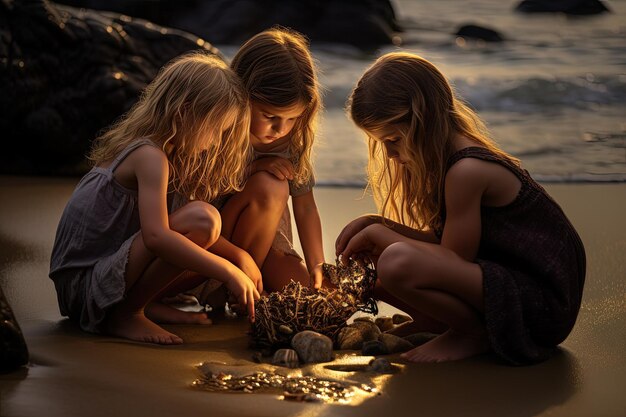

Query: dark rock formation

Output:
[515, 0, 611, 14]
[455, 24, 504, 42]
[0, 0, 220, 175]
[54, 0, 402, 48]
[1, 286, 29, 373]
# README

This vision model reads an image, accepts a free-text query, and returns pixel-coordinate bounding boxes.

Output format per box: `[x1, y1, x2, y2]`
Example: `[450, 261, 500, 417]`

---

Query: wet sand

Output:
[1, 176, 625, 417]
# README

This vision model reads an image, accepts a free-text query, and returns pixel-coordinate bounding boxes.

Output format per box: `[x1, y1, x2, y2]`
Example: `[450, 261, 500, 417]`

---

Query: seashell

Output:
[392, 313, 412, 325]
[349, 320, 381, 342]
[291, 330, 333, 363]
[362, 340, 389, 356]
[278, 324, 293, 335]
[378, 333, 413, 353]
[337, 326, 364, 350]
[368, 357, 394, 373]
[374, 316, 394, 332]
[272, 348, 300, 368]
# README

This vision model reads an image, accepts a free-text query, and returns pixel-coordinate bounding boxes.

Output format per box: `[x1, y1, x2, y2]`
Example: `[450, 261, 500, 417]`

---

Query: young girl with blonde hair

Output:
[336, 52, 586, 365]
[50, 52, 260, 345]
[198, 27, 326, 296]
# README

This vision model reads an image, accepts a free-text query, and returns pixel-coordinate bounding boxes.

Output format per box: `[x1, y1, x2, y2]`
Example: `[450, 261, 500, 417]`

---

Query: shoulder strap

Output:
[447, 146, 529, 183]
[109, 139, 157, 172]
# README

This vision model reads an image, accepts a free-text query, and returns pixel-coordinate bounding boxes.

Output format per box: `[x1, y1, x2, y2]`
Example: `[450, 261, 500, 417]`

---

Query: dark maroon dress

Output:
[441, 147, 586, 365]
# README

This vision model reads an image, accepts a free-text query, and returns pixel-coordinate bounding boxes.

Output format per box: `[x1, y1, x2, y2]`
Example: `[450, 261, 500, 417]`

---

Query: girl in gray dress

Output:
[50, 52, 260, 345]
[336, 52, 585, 365]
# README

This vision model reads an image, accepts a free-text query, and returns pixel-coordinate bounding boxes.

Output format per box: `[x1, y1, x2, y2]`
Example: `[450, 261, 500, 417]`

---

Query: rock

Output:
[367, 357, 394, 373]
[278, 325, 293, 335]
[403, 332, 439, 347]
[291, 331, 333, 364]
[272, 348, 300, 368]
[378, 333, 414, 353]
[374, 316, 394, 332]
[362, 340, 389, 356]
[0, 286, 29, 372]
[337, 326, 364, 350]
[55, 0, 403, 48]
[0, 0, 220, 175]
[514, 0, 610, 15]
[353, 316, 375, 324]
[392, 313, 412, 325]
[350, 319, 381, 342]
[455, 24, 504, 42]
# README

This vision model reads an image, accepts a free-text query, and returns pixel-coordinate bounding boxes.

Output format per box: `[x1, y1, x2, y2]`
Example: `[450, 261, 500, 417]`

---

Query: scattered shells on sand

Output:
[272, 349, 300, 368]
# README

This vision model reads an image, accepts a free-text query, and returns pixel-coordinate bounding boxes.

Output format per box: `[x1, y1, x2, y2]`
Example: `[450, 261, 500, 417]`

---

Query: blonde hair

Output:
[349, 52, 519, 231]
[231, 27, 321, 187]
[89, 52, 251, 202]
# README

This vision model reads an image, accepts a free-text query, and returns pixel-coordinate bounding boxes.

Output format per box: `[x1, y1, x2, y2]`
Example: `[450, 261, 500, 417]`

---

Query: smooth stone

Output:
[362, 340, 389, 356]
[374, 316, 394, 332]
[349, 320, 381, 342]
[378, 333, 414, 353]
[291, 331, 333, 364]
[337, 326, 364, 350]
[403, 332, 439, 347]
[392, 313, 413, 325]
[368, 357, 394, 373]
[353, 316, 375, 324]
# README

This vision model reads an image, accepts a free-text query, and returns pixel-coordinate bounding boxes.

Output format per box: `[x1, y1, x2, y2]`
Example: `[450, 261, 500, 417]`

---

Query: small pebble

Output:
[379, 333, 414, 353]
[392, 313, 412, 325]
[362, 340, 389, 356]
[350, 320, 381, 342]
[374, 316, 394, 332]
[368, 357, 394, 373]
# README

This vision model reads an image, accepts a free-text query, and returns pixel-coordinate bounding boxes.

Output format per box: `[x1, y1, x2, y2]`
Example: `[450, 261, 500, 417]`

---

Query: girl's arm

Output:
[291, 190, 325, 288]
[335, 214, 438, 257]
[440, 158, 486, 261]
[133, 145, 259, 319]
[209, 236, 263, 294]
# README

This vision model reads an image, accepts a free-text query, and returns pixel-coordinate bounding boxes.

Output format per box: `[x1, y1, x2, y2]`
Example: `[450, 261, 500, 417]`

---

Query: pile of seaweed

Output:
[250, 260, 378, 351]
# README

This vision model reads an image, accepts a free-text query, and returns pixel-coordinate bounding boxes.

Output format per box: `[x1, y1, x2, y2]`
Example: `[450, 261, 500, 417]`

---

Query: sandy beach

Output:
[1, 175, 625, 417]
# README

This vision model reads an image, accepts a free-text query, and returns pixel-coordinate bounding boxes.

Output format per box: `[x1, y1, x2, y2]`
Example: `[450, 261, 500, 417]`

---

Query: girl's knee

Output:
[246, 171, 289, 208]
[179, 201, 221, 247]
[377, 242, 434, 290]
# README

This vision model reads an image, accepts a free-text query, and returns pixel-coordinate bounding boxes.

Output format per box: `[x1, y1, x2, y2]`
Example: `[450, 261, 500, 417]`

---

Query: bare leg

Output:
[220, 172, 290, 269]
[261, 248, 309, 292]
[105, 201, 220, 344]
[373, 283, 448, 335]
[376, 241, 489, 362]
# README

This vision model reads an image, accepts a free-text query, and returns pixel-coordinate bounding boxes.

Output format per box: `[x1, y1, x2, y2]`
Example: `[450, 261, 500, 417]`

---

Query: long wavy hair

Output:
[231, 27, 321, 187]
[349, 52, 519, 231]
[89, 52, 251, 202]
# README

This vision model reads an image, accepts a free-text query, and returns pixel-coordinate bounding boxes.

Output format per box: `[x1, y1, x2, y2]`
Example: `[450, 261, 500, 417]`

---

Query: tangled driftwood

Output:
[250, 260, 377, 351]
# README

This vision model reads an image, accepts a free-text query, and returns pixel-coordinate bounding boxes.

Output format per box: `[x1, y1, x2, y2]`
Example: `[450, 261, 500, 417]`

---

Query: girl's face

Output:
[249, 100, 306, 149]
[370, 124, 410, 165]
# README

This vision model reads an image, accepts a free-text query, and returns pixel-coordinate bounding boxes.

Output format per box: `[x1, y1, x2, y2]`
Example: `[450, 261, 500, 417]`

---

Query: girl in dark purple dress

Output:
[336, 52, 585, 365]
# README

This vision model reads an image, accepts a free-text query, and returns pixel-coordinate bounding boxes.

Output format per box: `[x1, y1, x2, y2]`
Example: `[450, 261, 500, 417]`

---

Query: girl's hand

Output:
[236, 251, 263, 294]
[225, 267, 261, 322]
[339, 224, 384, 266]
[251, 157, 294, 181]
[310, 263, 324, 289]
[335, 215, 381, 257]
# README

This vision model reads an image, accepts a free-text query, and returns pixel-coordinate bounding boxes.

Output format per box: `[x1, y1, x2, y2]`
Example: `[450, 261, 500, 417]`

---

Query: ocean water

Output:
[220, 0, 626, 185]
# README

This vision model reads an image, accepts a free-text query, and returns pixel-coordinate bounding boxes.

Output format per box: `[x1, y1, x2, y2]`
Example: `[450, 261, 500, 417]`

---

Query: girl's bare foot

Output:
[145, 302, 212, 325]
[400, 329, 489, 363]
[106, 311, 183, 345]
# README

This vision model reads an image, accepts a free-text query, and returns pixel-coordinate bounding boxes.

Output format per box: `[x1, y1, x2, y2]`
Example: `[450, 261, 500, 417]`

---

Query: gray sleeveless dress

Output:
[49, 139, 156, 333]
